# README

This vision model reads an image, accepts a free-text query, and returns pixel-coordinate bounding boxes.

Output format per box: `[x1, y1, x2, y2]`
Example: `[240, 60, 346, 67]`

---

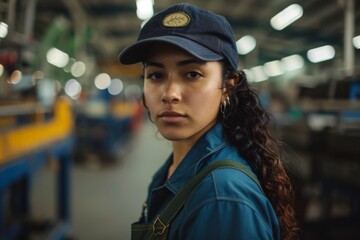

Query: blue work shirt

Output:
[141, 123, 280, 239]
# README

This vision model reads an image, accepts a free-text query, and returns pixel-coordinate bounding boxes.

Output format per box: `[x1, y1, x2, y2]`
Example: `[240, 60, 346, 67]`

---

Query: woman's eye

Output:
[186, 71, 202, 79]
[146, 72, 163, 80]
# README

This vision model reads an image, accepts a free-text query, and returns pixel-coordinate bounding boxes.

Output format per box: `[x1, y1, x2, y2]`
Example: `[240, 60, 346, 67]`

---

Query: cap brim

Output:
[118, 35, 223, 64]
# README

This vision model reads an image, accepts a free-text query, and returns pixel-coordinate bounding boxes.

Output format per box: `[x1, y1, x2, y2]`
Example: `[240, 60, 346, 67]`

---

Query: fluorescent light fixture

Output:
[307, 45, 335, 63]
[94, 73, 111, 90]
[71, 61, 86, 77]
[46, 48, 69, 68]
[63, 58, 76, 73]
[236, 35, 256, 55]
[281, 54, 304, 71]
[9, 70, 22, 84]
[353, 35, 360, 49]
[136, 0, 154, 20]
[65, 79, 82, 99]
[243, 69, 255, 82]
[264, 60, 284, 77]
[0, 22, 8, 38]
[271, 4, 303, 30]
[251, 65, 269, 82]
[108, 78, 124, 95]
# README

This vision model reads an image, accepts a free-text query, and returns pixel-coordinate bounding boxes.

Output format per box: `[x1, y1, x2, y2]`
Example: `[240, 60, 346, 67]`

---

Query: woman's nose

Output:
[161, 80, 181, 104]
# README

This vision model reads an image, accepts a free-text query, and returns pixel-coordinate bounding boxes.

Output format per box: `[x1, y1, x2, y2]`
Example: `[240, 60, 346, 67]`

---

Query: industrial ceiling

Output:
[3, 0, 360, 80]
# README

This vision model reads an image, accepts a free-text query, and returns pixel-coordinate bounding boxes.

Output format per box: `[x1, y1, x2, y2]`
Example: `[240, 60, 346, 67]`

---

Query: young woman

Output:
[119, 3, 299, 240]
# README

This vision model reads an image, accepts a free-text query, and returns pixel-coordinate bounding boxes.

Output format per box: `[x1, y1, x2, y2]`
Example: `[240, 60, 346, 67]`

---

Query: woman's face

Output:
[143, 44, 223, 144]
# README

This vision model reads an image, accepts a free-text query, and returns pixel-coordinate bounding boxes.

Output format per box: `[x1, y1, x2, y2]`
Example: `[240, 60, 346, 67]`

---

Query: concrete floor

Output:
[30, 121, 172, 240]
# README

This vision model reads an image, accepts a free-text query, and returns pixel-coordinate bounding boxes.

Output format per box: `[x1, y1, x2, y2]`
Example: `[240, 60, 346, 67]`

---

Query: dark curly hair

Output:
[220, 62, 300, 240]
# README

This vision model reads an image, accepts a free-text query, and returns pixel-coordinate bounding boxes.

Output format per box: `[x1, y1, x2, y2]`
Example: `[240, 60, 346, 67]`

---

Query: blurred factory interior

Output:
[0, 0, 360, 239]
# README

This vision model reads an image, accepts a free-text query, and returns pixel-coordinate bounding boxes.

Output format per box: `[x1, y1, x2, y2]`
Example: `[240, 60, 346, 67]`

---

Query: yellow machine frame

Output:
[0, 97, 74, 164]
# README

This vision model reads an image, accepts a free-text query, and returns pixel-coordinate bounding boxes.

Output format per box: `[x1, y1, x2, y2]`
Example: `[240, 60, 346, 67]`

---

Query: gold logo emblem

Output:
[162, 12, 190, 27]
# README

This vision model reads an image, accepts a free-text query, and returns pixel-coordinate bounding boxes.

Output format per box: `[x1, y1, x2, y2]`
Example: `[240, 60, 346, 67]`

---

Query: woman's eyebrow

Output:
[177, 59, 206, 67]
[144, 62, 164, 68]
[144, 59, 206, 68]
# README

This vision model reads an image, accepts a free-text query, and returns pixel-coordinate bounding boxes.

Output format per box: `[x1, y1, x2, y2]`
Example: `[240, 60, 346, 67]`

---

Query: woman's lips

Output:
[158, 111, 186, 123]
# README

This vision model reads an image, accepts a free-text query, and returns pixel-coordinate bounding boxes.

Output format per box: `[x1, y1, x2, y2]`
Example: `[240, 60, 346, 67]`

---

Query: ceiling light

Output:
[243, 69, 255, 82]
[0, 64, 3, 77]
[46, 48, 69, 68]
[63, 58, 76, 73]
[264, 60, 284, 77]
[353, 35, 360, 49]
[65, 79, 82, 100]
[94, 73, 111, 90]
[136, 0, 154, 20]
[251, 66, 269, 82]
[0, 22, 8, 38]
[236, 35, 256, 55]
[307, 45, 335, 63]
[71, 61, 86, 77]
[9, 70, 22, 84]
[270, 4, 303, 30]
[108, 78, 124, 95]
[281, 54, 304, 71]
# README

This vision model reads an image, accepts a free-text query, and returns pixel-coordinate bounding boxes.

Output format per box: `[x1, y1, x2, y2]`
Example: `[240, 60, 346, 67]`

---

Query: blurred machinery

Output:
[0, 1, 144, 239]
[275, 76, 360, 239]
[0, 93, 74, 239]
[73, 90, 143, 166]
[0, 0, 76, 238]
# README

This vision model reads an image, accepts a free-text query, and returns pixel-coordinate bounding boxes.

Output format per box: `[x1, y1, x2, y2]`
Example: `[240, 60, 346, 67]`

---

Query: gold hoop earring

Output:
[220, 96, 230, 118]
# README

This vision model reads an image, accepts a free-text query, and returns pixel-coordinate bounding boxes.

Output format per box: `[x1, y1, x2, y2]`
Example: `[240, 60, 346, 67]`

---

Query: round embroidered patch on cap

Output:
[162, 12, 190, 27]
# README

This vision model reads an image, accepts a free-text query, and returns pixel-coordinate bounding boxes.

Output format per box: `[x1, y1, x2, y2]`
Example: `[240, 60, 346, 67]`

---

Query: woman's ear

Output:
[223, 74, 238, 94]
[227, 79, 236, 87]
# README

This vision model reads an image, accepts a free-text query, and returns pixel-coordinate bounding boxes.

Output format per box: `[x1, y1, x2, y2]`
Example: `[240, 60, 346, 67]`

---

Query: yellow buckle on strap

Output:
[152, 217, 169, 235]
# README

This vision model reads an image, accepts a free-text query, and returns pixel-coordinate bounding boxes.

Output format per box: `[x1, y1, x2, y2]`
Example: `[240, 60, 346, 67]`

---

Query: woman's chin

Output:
[160, 132, 186, 141]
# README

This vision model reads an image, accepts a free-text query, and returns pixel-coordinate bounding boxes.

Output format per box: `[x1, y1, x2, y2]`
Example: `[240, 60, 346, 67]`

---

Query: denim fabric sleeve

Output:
[178, 198, 277, 240]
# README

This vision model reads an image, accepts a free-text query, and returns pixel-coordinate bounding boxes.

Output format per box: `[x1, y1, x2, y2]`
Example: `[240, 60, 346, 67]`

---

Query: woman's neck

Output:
[166, 122, 218, 179]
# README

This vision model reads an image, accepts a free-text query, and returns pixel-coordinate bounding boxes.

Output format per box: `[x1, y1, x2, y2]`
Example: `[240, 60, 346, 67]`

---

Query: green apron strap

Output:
[150, 159, 263, 237]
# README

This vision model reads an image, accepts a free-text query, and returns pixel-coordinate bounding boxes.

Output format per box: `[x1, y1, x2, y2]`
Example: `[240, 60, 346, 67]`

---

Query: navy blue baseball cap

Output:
[118, 3, 238, 70]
